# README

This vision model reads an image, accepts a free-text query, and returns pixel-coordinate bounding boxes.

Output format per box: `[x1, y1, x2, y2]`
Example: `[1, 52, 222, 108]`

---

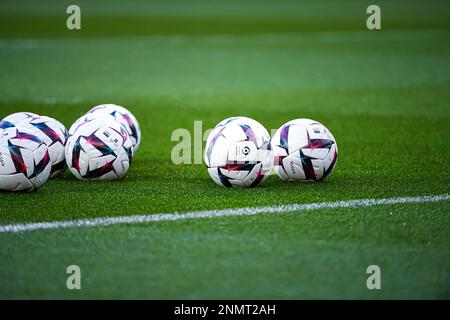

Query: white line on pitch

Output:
[0, 194, 449, 234]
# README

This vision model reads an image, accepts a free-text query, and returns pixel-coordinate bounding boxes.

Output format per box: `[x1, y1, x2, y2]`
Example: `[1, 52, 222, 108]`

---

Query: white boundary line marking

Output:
[0, 194, 449, 234]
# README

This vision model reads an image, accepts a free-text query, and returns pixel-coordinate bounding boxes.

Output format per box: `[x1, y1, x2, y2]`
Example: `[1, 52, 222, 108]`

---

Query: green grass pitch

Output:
[0, 0, 449, 299]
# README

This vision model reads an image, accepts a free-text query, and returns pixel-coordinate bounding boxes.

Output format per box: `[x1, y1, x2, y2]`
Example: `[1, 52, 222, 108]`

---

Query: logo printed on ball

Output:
[121, 160, 127, 171]
[289, 161, 296, 174]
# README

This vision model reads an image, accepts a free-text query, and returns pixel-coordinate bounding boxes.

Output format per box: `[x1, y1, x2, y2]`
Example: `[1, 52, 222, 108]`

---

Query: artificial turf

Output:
[1, 202, 449, 299]
[0, 0, 449, 299]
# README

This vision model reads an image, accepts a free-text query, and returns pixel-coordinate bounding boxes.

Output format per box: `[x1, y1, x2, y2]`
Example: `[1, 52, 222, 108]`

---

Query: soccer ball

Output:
[68, 113, 99, 136]
[1, 112, 39, 127]
[0, 127, 51, 191]
[1, 112, 39, 135]
[204, 116, 272, 188]
[86, 104, 141, 153]
[65, 118, 133, 181]
[271, 118, 338, 182]
[19, 116, 69, 178]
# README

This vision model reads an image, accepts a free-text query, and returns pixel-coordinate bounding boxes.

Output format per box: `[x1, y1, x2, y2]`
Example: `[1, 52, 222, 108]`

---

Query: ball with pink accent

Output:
[204, 116, 272, 188]
[0, 126, 51, 191]
[65, 118, 133, 181]
[18, 116, 68, 178]
[86, 104, 141, 153]
[270, 118, 338, 182]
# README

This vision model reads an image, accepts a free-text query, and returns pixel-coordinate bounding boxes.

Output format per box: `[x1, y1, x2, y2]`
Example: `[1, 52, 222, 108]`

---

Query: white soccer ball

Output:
[1, 112, 39, 126]
[1, 112, 40, 136]
[68, 113, 100, 136]
[86, 104, 141, 153]
[65, 118, 133, 181]
[204, 116, 272, 188]
[18, 116, 68, 178]
[270, 118, 338, 182]
[0, 127, 51, 191]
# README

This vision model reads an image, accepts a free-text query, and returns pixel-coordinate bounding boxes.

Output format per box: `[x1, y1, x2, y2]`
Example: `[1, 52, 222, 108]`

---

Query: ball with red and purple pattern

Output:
[0, 112, 39, 128]
[0, 127, 51, 191]
[86, 104, 141, 153]
[204, 116, 272, 188]
[18, 116, 69, 178]
[65, 118, 133, 181]
[0, 112, 40, 137]
[270, 118, 338, 182]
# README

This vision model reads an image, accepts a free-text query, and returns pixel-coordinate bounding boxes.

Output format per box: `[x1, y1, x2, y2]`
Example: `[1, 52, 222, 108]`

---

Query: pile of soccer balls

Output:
[0, 104, 140, 192]
[204, 117, 338, 188]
